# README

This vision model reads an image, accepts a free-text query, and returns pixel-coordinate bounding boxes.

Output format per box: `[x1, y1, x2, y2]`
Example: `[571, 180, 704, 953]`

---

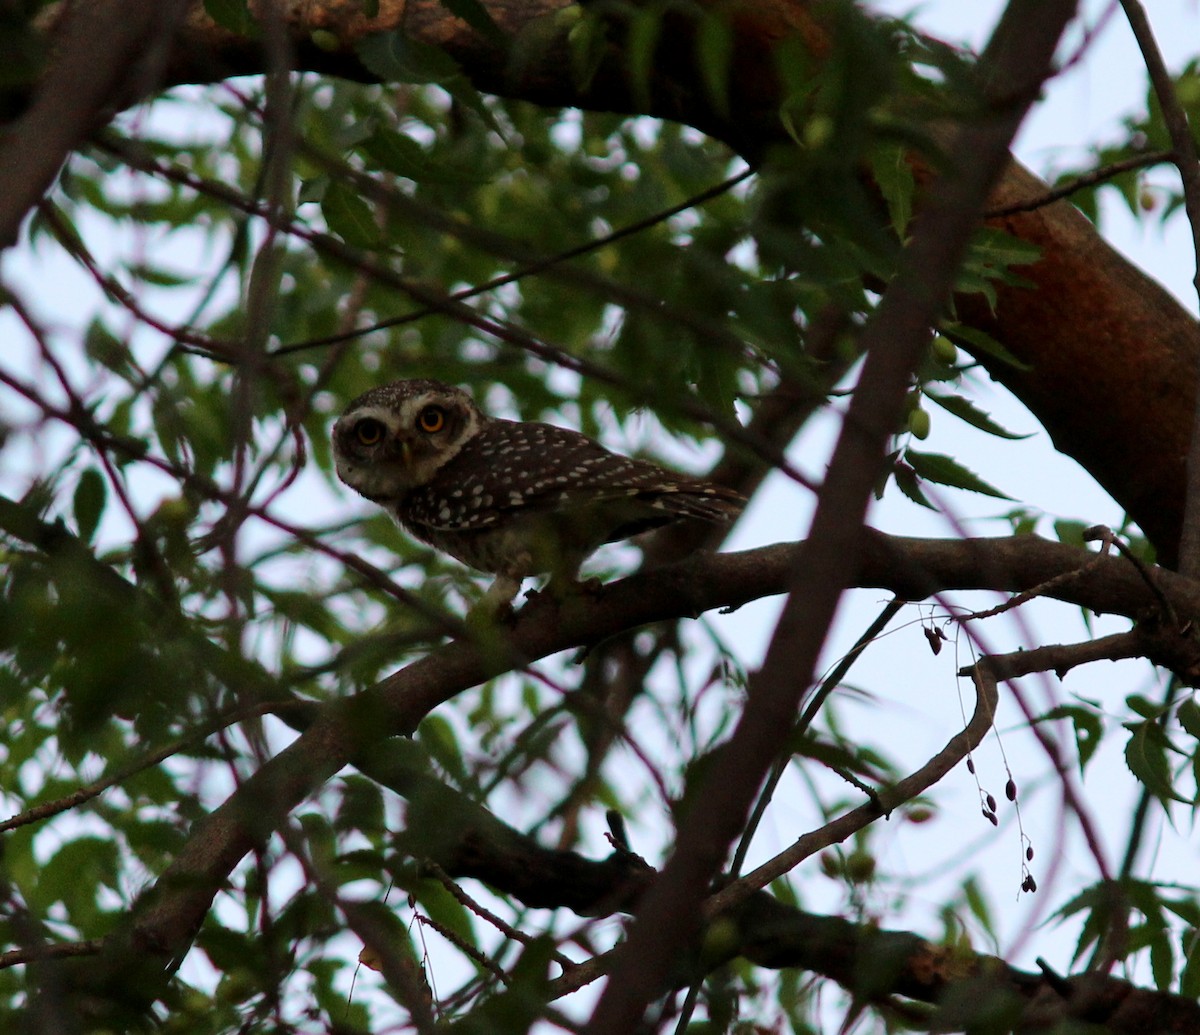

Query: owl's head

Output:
[332, 379, 483, 502]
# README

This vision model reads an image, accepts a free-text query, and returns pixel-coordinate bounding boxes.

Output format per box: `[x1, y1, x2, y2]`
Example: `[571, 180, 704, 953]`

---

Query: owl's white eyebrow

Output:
[343, 405, 400, 427]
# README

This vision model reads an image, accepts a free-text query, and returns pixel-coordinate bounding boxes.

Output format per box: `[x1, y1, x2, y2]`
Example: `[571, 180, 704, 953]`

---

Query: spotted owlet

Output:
[332, 379, 744, 606]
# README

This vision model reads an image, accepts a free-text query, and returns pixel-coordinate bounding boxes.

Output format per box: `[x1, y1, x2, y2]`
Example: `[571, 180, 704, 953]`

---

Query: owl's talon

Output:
[465, 598, 516, 629]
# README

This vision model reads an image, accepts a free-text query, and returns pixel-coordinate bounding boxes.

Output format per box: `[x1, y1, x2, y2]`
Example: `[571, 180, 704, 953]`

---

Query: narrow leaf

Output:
[893, 463, 935, 509]
[905, 450, 1013, 500]
[943, 323, 1033, 371]
[1035, 704, 1104, 774]
[1177, 697, 1200, 739]
[436, 0, 503, 42]
[321, 182, 379, 249]
[73, 468, 106, 543]
[1124, 721, 1188, 804]
[926, 391, 1032, 440]
[356, 32, 463, 85]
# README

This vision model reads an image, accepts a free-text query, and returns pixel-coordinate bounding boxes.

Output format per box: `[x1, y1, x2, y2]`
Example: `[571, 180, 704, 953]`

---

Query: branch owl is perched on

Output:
[332, 379, 745, 607]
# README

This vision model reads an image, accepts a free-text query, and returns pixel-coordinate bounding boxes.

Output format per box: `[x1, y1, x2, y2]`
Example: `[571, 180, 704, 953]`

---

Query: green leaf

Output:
[362, 128, 488, 185]
[970, 226, 1044, 269]
[1164, 896, 1200, 928]
[321, 181, 379, 249]
[83, 319, 132, 377]
[925, 391, 1031, 440]
[1150, 923, 1175, 990]
[39, 836, 121, 927]
[1127, 694, 1169, 721]
[696, 12, 734, 121]
[418, 713, 470, 789]
[72, 468, 106, 543]
[961, 876, 995, 940]
[1124, 720, 1188, 804]
[203, 0, 255, 36]
[1177, 697, 1200, 739]
[1182, 933, 1200, 999]
[1053, 882, 1112, 966]
[125, 263, 193, 288]
[943, 323, 1033, 371]
[1053, 519, 1093, 548]
[893, 462, 935, 509]
[405, 877, 475, 947]
[904, 450, 1013, 500]
[1035, 704, 1103, 774]
[356, 31, 464, 85]
[625, 6, 663, 111]
[335, 774, 385, 835]
[870, 143, 915, 236]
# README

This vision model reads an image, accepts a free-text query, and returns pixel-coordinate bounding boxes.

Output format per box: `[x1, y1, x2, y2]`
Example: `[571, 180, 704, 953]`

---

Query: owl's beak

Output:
[397, 439, 412, 467]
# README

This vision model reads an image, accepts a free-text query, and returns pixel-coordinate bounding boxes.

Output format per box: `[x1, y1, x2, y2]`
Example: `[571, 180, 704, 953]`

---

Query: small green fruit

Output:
[931, 335, 958, 364]
[803, 114, 834, 149]
[310, 29, 340, 52]
[554, 5, 583, 28]
[700, 916, 740, 964]
[845, 850, 876, 883]
[908, 407, 931, 440]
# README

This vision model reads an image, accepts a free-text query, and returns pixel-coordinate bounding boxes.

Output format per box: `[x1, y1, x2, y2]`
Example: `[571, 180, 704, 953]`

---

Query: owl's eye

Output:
[353, 418, 385, 446]
[417, 406, 446, 433]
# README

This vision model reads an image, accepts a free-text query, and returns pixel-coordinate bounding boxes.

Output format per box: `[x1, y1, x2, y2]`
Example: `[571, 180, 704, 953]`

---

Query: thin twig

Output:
[0, 939, 104, 971]
[269, 166, 755, 358]
[414, 913, 511, 988]
[1084, 524, 1177, 624]
[983, 149, 1172, 218]
[277, 820, 440, 1035]
[707, 649, 1001, 915]
[1120, 0, 1200, 576]
[729, 598, 904, 877]
[424, 861, 576, 973]
[962, 541, 1109, 621]
[0, 701, 300, 833]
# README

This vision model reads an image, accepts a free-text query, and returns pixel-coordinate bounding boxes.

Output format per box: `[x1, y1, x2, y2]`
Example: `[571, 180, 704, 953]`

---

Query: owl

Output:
[332, 379, 744, 607]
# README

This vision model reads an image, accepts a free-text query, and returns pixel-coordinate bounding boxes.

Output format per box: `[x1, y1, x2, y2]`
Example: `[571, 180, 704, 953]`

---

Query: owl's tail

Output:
[652, 482, 746, 523]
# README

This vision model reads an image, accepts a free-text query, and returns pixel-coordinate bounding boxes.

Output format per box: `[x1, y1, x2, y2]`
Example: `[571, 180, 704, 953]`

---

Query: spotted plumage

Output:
[332, 379, 744, 605]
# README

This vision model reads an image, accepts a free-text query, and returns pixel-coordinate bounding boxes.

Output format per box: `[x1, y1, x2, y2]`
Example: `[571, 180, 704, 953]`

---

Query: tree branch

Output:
[0, 0, 189, 248]
[1118, 0, 1200, 577]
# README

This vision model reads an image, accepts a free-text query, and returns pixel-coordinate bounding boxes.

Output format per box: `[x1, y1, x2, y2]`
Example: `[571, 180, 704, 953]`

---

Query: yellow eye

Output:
[354, 418, 385, 446]
[417, 406, 445, 433]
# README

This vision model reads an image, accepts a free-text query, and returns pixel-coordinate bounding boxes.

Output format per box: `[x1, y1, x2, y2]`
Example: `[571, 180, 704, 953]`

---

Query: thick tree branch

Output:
[0, 0, 188, 248]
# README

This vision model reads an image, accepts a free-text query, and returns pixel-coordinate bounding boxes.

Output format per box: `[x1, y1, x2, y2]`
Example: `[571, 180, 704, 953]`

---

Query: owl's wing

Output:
[405, 419, 742, 532]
